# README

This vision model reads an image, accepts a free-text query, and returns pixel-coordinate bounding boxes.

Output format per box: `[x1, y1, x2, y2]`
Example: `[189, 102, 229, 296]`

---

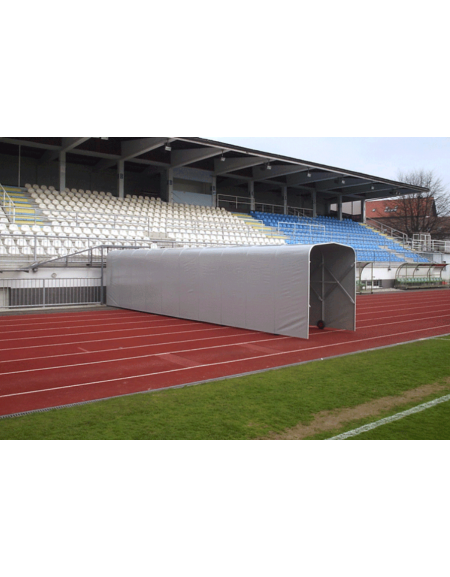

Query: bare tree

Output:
[380, 170, 450, 240]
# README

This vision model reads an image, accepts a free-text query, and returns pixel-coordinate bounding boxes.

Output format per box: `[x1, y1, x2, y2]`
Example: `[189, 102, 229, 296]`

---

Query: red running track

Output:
[0, 289, 449, 417]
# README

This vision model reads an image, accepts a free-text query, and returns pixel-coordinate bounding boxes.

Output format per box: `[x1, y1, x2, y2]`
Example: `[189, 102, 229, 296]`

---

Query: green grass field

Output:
[1, 336, 449, 440]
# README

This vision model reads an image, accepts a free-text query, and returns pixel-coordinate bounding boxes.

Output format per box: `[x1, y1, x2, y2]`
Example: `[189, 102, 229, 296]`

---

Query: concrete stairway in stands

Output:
[3, 186, 46, 225]
[234, 213, 288, 242]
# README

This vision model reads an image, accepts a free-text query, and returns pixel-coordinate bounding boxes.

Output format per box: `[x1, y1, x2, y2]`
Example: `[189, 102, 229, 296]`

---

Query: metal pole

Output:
[321, 252, 325, 321]
[100, 246, 105, 305]
[18, 145, 21, 188]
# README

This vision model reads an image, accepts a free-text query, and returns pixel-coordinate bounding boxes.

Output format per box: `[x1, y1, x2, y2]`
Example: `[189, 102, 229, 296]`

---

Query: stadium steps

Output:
[383, 247, 415, 263]
[234, 213, 289, 241]
[366, 224, 429, 263]
[3, 187, 47, 226]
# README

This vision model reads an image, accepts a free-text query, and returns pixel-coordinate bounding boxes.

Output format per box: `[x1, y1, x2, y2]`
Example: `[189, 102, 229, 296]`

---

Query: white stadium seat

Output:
[5, 184, 285, 259]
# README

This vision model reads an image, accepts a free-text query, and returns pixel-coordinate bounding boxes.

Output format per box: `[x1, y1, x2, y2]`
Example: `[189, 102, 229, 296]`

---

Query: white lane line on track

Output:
[0, 317, 193, 335]
[9, 304, 444, 336]
[328, 394, 450, 440]
[358, 312, 450, 330]
[0, 330, 275, 365]
[0, 291, 442, 325]
[0, 320, 211, 343]
[0, 325, 243, 353]
[6, 299, 443, 334]
[2, 324, 449, 400]
[357, 303, 450, 317]
[358, 302, 450, 312]
[0, 313, 169, 329]
[2, 312, 447, 357]
[0, 336, 292, 377]
[357, 292, 449, 301]
[357, 309, 450, 324]
[286, 313, 450, 336]
[0, 311, 144, 324]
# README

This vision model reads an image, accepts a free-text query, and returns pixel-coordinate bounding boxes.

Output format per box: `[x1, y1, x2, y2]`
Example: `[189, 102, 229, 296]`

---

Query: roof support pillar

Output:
[249, 181, 255, 212]
[117, 160, 125, 199]
[361, 198, 366, 223]
[161, 168, 174, 203]
[312, 190, 317, 219]
[338, 196, 343, 221]
[211, 176, 217, 208]
[282, 186, 288, 215]
[59, 152, 66, 193]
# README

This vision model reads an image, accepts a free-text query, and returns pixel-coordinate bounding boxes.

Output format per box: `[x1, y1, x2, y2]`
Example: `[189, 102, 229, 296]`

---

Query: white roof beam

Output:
[252, 164, 309, 182]
[314, 177, 369, 192]
[171, 147, 222, 169]
[337, 182, 396, 195]
[287, 171, 344, 187]
[39, 137, 91, 164]
[121, 137, 170, 161]
[94, 137, 170, 171]
[214, 156, 266, 176]
[0, 138, 59, 150]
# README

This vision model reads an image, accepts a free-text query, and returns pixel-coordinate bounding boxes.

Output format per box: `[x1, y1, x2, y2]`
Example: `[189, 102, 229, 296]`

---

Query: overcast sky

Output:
[207, 138, 450, 188]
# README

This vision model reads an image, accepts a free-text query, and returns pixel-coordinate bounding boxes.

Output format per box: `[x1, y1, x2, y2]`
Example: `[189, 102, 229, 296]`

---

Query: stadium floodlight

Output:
[165, 144, 172, 151]
[307, 169, 312, 178]
[266, 162, 272, 171]
[220, 152, 226, 162]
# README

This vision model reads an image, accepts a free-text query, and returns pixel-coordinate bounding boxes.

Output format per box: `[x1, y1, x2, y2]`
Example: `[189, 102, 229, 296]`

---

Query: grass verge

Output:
[1, 337, 450, 440]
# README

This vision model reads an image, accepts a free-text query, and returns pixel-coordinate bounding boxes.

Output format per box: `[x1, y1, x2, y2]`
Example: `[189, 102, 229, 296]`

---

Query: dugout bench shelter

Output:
[106, 244, 356, 340]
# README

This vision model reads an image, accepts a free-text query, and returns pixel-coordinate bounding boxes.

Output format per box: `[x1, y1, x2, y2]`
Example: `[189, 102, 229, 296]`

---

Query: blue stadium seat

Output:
[251, 211, 430, 264]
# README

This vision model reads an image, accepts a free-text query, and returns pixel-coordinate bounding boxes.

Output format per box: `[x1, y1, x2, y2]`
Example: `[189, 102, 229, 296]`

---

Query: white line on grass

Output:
[328, 394, 450, 440]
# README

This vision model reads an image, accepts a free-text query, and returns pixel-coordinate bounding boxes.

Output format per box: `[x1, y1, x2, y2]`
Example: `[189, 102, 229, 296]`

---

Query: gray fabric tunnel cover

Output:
[106, 244, 356, 340]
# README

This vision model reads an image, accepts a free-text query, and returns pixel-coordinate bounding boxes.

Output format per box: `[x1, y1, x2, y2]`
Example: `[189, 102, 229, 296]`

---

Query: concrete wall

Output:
[173, 190, 213, 207]
[2, 268, 102, 281]
[0, 153, 161, 198]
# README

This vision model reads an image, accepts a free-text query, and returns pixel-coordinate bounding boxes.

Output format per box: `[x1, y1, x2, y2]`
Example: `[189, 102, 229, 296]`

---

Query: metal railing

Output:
[2, 232, 434, 272]
[217, 194, 252, 212]
[277, 222, 326, 236]
[366, 219, 409, 244]
[364, 220, 448, 255]
[0, 241, 445, 311]
[0, 277, 102, 309]
[410, 235, 450, 254]
[0, 233, 173, 270]
[288, 207, 313, 218]
[217, 194, 313, 218]
[12, 208, 278, 240]
[0, 183, 16, 222]
[254, 203, 313, 218]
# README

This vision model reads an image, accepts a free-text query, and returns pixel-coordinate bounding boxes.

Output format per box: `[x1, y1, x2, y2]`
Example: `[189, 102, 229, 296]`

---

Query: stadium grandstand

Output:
[1, 137, 449, 309]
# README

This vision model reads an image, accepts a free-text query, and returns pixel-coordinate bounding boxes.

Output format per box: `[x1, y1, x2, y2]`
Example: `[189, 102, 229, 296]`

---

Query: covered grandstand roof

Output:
[0, 137, 429, 203]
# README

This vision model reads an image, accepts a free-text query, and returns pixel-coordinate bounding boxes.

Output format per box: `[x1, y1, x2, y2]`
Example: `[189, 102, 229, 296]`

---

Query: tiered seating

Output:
[22, 185, 284, 247]
[2, 186, 40, 225]
[251, 212, 429, 263]
[0, 207, 8, 224]
[0, 186, 285, 262]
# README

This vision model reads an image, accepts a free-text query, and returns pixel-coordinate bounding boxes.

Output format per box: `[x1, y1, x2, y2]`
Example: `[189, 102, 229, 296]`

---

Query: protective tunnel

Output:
[107, 243, 356, 340]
